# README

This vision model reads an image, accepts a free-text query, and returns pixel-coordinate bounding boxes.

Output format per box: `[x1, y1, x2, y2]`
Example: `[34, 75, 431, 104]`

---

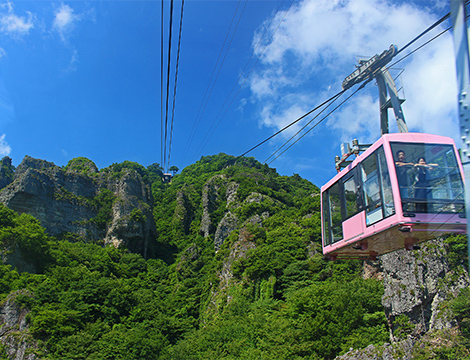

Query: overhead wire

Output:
[266, 81, 371, 165]
[181, 0, 245, 162]
[191, 0, 252, 160]
[388, 26, 451, 70]
[242, 3, 465, 163]
[396, 0, 469, 57]
[167, 0, 185, 171]
[264, 92, 346, 164]
[163, 0, 175, 172]
[160, 0, 164, 169]
[240, 89, 346, 157]
[194, 0, 296, 161]
[388, 9, 470, 71]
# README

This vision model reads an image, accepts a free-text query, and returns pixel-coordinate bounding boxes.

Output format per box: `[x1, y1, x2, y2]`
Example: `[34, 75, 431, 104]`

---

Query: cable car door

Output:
[341, 168, 365, 240]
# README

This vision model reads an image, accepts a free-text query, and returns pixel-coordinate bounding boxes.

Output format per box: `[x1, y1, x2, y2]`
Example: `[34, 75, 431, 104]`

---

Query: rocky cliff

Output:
[198, 174, 274, 250]
[340, 238, 470, 359]
[0, 156, 156, 258]
[381, 239, 469, 340]
[0, 290, 37, 360]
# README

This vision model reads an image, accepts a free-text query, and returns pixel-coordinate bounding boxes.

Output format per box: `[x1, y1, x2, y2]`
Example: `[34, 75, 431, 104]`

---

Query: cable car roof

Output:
[322, 132, 460, 191]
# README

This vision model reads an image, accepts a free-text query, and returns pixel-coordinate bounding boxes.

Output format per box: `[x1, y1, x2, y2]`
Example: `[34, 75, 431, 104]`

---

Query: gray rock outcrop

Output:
[0, 156, 156, 258]
[381, 239, 470, 341]
[214, 212, 239, 250]
[200, 175, 226, 238]
[0, 157, 14, 190]
[336, 340, 415, 360]
[0, 290, 37, 360]
[198, 174, 279, 250]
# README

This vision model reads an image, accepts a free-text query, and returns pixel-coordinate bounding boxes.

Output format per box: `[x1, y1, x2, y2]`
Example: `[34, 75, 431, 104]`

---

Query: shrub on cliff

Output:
[64, 157, 98, 175]
[0, 204, 53, 273]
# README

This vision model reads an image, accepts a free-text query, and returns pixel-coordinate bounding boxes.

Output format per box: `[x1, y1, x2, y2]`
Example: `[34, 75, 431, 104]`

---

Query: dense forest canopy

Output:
[0, 153, 468, 359]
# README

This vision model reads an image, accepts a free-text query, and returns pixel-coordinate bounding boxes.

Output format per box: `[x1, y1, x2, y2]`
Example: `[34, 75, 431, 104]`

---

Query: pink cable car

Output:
[321, 132, 466, 260]
[320, 44, 468, 260]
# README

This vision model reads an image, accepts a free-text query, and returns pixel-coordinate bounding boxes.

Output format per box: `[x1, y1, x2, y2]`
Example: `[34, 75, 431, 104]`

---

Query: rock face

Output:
[0, 157, 14, 190]
[381, 239, 470, 341]
[173, 188, 194, 235]
[214, 212, 239, 250]
[205, 226, 257, 320]
[0, 290, 37, 360]
[336, 239, 470, 360]
[338, 238, 470, 359]
[0, 156, 156, 258]
[103, 170, 155, 257]
[200, 175, 227, 238]
[198, 175, 277, 251]
[336, 340, 415, 360]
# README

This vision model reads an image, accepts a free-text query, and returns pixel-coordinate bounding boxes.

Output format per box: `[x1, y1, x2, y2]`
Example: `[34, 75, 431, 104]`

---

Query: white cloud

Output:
[0, 134, 11, 156]
[64, 48, 79, 73]
[0, 73, 15, 123]
[250, 0, 460, 144]
[327, 93, 380, 143]
[0, 1, 34, 38]
[53, 4, 80, 43]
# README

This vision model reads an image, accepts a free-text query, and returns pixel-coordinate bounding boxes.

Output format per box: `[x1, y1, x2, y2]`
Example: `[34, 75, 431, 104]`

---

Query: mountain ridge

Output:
[0, 153, 467, 359]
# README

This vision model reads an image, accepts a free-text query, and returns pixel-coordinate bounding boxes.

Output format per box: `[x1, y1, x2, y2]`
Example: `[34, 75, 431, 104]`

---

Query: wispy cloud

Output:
[0, 134, 11, 156]
[53, 4, 80, 43]
[52, 4, 95, 73]
[0, 72, 15, 123]
[64, 48, 79, 73]
[0, 1, 34, 38]
[250, 0, 458, 144]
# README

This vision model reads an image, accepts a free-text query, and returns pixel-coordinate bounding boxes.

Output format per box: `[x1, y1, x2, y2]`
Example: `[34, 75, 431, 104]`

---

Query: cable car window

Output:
[327, 181, 343, 243]
[343, 175, 359, 218]
[322, 192, 331, 246]
[378, 147, 395, 217]
[393, 148, 414, 205]
[362, 152, 383, 225]
[390, 142, 465, 214]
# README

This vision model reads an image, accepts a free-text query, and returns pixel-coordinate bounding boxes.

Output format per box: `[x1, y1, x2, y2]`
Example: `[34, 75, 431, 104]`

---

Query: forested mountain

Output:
[0, 153, 468, 359]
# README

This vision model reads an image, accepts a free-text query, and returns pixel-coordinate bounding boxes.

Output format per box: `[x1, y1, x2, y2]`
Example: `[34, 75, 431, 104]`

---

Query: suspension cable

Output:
[267, 81, 370, 165]
[163, 0, 175, 172]
[194, 0, 296, 162]
[239, 89, 346, 157]
[181, 0, 245, 162]
[397, 0, 469, 57]
[264, 91, 345, 164]
[243, 5, 466, 162]
[168, 0, 185, 171]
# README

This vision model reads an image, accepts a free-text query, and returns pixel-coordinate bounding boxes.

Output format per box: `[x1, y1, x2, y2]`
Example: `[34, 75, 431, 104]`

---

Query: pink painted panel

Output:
[342, 212, 364, 240]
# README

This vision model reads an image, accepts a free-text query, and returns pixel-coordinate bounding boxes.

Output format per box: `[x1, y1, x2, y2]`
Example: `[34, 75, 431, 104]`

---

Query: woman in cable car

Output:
[321, 132, 466, 261]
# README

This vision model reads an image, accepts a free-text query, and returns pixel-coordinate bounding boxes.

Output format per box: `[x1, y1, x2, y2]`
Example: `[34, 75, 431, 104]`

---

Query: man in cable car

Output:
[394, 150, 414, 201]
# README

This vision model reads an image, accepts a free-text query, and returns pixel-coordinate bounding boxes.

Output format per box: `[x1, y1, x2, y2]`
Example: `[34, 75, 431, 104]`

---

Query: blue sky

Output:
[0, 0, 461, 187]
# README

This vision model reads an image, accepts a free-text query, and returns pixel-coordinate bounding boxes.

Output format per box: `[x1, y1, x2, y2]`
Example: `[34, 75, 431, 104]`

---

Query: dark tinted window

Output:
[391, 142, 464, 213]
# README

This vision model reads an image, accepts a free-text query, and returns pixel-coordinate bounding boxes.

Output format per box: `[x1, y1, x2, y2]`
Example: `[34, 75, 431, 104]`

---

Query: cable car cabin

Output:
[321, 133, 466, 261]
[162, 173, 173, 183]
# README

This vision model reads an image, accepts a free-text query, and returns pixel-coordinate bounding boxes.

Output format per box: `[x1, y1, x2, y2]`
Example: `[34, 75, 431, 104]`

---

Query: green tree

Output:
[169, 165, 179, 175]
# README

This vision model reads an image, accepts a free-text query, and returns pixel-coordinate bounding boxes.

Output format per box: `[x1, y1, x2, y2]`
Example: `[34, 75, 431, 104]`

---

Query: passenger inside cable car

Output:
[394, 149, 414, 200]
